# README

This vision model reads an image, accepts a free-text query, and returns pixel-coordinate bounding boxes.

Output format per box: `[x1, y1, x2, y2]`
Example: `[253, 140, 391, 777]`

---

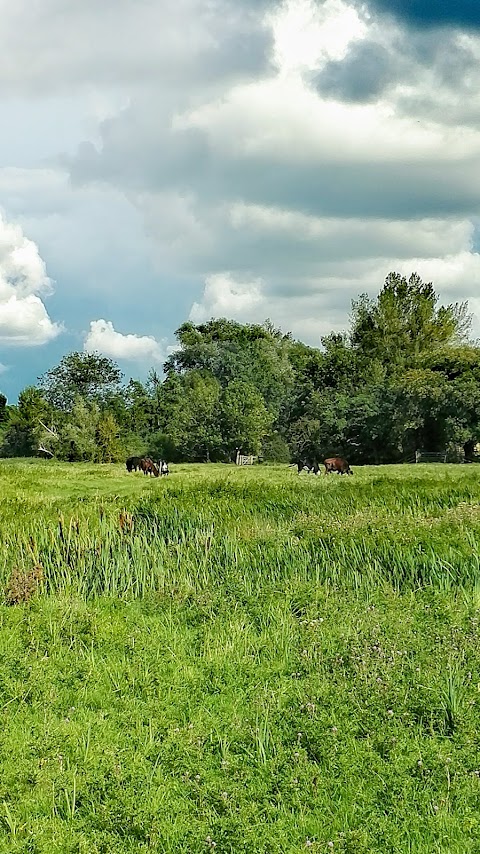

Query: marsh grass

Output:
[1, 460, 480, 600]
[1, 460, 480, 851]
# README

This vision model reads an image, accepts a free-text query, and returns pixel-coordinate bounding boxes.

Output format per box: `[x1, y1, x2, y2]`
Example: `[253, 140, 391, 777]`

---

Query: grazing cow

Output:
[140, 457, 160, 477]
[290, 460, 320, 474]
[126, 455, 143, 472]
[324, 456, 353, 475]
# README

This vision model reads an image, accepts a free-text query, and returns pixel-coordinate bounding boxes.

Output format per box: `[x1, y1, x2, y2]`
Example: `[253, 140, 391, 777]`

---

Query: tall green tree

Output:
[350, 272, 471, 368]
[1, 387, 51, 457]
[39, 352, 123, 411]
[414, 346, 480, 455]
[57, 398, 99, 461]
[157, 371, 223, 461]
[165, 319, 294, 418]
[220, 380, 273, 458]
[96, 412, 122, 462]
[124, 379, 155, 436]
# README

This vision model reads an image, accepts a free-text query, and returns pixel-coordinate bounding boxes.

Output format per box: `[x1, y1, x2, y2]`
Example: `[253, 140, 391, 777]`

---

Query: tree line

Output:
[1, 272, 479, 465]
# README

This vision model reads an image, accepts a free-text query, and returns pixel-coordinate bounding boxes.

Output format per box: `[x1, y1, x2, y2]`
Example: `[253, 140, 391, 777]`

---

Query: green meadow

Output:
[1, 459, 480, 853]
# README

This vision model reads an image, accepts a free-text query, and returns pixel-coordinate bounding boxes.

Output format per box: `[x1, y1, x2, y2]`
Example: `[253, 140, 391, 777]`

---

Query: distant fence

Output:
[401, 450, 448, 464]
[401, 449, 480, 464]
[235, 452, 256, 466]
[415, 450, 448, 464]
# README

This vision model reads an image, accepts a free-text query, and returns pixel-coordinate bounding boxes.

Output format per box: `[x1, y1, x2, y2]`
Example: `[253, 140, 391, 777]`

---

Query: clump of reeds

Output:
[119, 510, 134, 533]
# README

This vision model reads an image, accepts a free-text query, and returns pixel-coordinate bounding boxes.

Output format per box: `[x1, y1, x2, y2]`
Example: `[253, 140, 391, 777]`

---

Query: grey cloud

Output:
[207, 23, 272, 80]
[436, 42, 478, 90]
[69, 102, 480, 222]
[0, 0, 275, 96]
[403, 27, 478, 87]
[28, 0, 480, 232]
[64, 19, 480, 294]
[223, 159, 480, 221]
[312, 26, 478, 114]
[393, 30, 480, 127]
[315, 41, 393, 103]
[156, 204, 475, 284]
[69, 106, 211, 193]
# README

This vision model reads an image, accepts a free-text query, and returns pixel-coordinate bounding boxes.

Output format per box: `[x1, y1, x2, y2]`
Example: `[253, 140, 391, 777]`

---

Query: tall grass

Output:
[1, 460, 480, 600]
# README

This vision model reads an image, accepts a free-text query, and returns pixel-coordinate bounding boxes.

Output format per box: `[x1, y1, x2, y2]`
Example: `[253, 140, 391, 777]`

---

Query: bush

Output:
[148, 432, 181, 462]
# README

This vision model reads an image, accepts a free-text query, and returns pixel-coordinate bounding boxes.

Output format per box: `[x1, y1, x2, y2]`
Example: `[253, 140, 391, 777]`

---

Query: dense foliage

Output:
[1, 272, 479, 463]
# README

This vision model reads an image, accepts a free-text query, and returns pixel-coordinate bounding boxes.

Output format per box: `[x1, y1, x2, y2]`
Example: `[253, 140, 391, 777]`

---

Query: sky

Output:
[1, 0, 480, 401]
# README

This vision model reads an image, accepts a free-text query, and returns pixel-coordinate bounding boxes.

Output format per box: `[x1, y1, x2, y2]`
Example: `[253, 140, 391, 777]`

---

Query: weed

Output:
[4, 563, 44, 605]
[441, 667, 466, 736]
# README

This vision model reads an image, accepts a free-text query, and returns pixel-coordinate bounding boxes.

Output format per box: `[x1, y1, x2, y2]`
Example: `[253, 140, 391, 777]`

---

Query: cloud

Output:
[271, 0, 366, 74]
[70, 54, 480, 220]
[312, 18, 480, 129]
[66, 0, 480, 219]
[315, 40, 393, 102]
[0, 168, 77, 218]
[84, 319, 165, 363]
[0, 212, 61, 345]
[190, 273, 264, 323]
[187, 248, 480, 346]
[228, 205, 474, 262]
[0, 0, 273, 97]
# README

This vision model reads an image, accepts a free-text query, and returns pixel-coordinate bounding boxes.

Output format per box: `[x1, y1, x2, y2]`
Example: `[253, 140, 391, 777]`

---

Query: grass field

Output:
[1, 459, 480, 853]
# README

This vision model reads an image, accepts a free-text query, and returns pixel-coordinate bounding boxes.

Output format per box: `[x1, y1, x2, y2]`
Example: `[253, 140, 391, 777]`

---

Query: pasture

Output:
[1, 459, 480, 852]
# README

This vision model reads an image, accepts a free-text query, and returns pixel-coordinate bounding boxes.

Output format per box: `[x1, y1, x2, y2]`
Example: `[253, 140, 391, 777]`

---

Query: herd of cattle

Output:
[126, 455, 352, 476]
[292, 456, 353, 475]
[126, 456, 169, 477]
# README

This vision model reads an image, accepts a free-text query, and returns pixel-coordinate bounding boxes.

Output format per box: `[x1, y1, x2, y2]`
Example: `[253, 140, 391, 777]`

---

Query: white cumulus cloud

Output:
[84, 319, 165, 364]
[270, 0, 366, 76]
[189, 273, 264, 323]
[0, 212, 61, 345]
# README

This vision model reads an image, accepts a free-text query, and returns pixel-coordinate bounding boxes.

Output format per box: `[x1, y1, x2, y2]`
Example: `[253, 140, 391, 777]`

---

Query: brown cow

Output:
[324, 457, 353, 475]
[140, 457, 160, 477]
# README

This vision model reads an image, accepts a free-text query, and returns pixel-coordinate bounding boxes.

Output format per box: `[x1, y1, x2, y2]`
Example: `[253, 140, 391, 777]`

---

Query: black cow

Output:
[324, 456, 353, 475]
[126, 455, 143, 472]
[290, 459, 320, 475]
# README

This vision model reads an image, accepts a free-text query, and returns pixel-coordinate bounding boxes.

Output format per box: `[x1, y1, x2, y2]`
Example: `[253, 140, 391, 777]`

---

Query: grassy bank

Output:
[0, 460, 480, 852]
